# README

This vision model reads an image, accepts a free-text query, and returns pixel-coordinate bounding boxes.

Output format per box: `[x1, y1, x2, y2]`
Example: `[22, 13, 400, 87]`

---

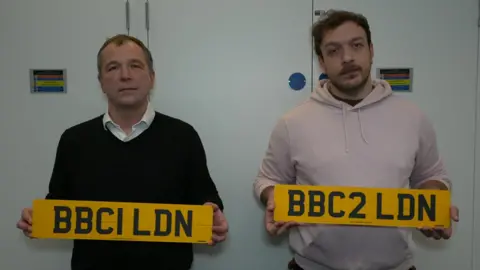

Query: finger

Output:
[207, 240, 216, 246]
[274, 221, 285, 227]
[16, 221, 29, 231]
[431, 229, 442, 240]
[23, 230, 32, 238]
[25, 209, 33, 223]
[204, 202, 219, 212]
[437, 228, 451, 239]
[212, 225, 228, 234]
[276, 222, 296, 235]
[291, 222, 305, 226]
[212, 234, 226, 243]
[450, 206, 459, 222]
[276, 225, 288, 235]
[266, 224, 278, 235]
[285, 221, 298, 228]
[22, 210, 32, 225]
[419, 227, 433, 238]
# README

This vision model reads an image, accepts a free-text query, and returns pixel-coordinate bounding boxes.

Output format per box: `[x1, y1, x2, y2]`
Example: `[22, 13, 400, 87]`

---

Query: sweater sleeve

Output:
[45, 130, 71, 200]
[253, 118, 296, 200]
[185, 126, 224, 211]
[410, 112, 451, 190]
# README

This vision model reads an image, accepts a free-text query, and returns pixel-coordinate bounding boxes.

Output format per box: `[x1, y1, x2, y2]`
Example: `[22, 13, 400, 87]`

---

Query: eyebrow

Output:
[323, 36, 366, 47]
[104, 59, 145, 68]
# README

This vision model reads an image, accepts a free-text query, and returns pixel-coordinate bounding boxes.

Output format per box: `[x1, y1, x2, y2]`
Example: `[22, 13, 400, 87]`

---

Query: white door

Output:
[312, 0, 478, 269]
[0, 0, 129, 269]
[147, 0, 313, 269]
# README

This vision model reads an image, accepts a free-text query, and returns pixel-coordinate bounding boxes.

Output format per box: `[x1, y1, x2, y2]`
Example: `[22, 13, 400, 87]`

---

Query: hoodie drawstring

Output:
[342, 106, 369, 153]
[342, 104, 349, 153]
[357, 108, 369, 145]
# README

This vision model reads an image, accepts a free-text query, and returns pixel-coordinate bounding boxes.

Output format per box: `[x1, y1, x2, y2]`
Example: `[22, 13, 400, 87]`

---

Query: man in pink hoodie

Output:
[253, 9, 459, 270]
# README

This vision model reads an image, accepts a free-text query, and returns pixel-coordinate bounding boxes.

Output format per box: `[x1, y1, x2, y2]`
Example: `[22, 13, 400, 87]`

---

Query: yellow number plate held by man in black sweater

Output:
[31, 199, 213, 243]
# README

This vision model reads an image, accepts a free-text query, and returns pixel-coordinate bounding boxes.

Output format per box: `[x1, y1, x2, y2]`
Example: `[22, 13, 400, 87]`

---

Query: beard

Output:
[330, 64, 371, 97]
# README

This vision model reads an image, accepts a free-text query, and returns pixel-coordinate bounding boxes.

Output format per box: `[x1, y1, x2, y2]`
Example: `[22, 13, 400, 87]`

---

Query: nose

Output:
[342, 47, 354, 63]
[120, 66, 132, 81]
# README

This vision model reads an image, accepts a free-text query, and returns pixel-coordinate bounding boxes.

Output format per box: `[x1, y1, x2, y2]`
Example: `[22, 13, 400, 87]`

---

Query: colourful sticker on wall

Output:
[377, 68, 413, 92]
[30, 69, 67, 93]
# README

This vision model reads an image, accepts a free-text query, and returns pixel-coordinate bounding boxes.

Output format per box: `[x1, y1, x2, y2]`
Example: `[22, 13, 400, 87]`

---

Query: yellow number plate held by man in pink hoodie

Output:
[273, 184, 451, 228]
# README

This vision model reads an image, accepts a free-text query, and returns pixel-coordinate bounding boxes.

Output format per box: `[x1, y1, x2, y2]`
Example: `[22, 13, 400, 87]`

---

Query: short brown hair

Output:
[96, 34, 154, 76]
[312, 10, 372, 58]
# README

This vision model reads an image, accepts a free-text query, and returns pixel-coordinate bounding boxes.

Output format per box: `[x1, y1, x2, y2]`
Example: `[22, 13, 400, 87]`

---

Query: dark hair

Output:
[96, 34, 154, 76]
[312, 10, 372, 58]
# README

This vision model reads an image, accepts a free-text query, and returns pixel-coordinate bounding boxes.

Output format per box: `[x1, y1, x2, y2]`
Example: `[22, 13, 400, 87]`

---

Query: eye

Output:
[131, 63, 143, 69]
[353, 42, 363, 48]
[327, 49, 337, 55]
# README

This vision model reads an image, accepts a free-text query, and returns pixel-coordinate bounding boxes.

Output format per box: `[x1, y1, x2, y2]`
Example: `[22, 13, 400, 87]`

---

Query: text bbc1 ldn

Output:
[31, 199, 214, 244]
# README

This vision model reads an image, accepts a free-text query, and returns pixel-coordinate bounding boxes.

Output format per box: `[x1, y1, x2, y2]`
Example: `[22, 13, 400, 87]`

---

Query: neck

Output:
[329, 78, 373, 100]
[108, 100, 148, 132]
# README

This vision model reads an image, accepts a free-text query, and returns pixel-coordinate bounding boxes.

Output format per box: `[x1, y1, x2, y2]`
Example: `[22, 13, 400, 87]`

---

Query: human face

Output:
[319, 21, 373, 96]
[98, 41, 154, 108]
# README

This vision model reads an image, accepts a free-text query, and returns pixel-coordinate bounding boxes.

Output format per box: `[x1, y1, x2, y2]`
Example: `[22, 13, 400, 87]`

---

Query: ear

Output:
[97, 74, 106, 93]
[318, 56, 326, 73]
[149, 71, 156, 86]
[369, 43, 374, 59]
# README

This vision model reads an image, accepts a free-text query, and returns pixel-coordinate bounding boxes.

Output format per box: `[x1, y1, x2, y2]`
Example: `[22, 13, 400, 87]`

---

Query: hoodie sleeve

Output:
[410, 113, 451, 190]
[253, 118, 296, 200]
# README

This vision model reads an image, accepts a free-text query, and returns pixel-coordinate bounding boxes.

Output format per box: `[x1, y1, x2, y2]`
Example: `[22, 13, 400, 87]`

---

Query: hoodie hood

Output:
[310, 79, 393, 153]
[311, 78, 393, 109]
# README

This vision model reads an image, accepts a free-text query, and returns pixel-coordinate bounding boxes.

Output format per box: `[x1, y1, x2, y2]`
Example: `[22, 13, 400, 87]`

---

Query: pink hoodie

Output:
[254, 79, 451, 269]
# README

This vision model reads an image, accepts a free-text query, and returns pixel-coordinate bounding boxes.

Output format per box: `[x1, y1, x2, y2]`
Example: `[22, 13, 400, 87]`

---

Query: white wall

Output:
[0, 0, 479, 269]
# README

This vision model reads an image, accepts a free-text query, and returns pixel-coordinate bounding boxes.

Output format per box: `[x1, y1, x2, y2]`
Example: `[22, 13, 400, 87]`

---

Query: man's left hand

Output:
[420, 205, 459, 240]
[204, 202, 228, 245]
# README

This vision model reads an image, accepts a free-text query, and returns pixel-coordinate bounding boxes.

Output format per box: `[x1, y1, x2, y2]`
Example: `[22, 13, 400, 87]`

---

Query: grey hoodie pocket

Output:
[302, 224, 411, 269]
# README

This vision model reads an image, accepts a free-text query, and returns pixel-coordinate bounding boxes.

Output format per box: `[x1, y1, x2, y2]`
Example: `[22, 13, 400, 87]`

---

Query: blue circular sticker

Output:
[319, 73, 328, 80]
[288, 72, 306, 91]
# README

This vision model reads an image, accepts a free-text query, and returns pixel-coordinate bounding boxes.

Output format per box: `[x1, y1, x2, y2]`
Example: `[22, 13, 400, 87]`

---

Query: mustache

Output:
[340, 65, 361, 75]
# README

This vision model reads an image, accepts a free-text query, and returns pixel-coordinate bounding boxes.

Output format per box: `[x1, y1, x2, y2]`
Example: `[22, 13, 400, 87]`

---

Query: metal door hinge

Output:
[314, 10, 325, 16]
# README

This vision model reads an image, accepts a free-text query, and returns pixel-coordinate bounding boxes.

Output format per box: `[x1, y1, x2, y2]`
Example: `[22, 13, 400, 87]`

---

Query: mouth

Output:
[340, 69, 361, 79]
[341, 69, 360, 75]
[119, 87, 138, 92]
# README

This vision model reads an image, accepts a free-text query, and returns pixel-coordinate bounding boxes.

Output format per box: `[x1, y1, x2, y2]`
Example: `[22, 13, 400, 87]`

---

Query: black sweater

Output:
[45, 112, 224, 270]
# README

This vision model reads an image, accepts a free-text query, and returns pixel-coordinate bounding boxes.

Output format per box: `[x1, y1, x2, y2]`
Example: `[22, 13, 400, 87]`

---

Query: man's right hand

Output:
[263, 186, 301, 236]
[16, 208, 34, 238]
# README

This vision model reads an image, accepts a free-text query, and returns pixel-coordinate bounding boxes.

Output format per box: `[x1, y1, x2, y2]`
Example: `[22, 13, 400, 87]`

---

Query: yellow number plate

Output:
[31, 199, 213, 243]
[274, 185, 451, 228]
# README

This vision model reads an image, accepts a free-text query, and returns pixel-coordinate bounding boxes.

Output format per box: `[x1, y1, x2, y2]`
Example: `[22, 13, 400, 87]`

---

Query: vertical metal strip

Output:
[126, 0, 130, 34]
[472, 0, 480, 269]
[145, 1, 150, 47]
[311, 0, 314, 93]
[145, 1, 150, 31]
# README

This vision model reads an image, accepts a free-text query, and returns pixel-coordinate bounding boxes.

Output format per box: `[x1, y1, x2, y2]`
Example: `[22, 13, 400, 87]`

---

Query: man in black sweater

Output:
[16, 34, 228, 270]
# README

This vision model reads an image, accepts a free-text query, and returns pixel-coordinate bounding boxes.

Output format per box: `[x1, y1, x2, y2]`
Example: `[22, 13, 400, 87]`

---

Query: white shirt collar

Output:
[102, 102, 155, 130]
